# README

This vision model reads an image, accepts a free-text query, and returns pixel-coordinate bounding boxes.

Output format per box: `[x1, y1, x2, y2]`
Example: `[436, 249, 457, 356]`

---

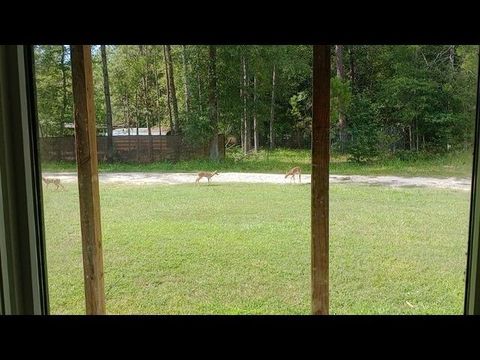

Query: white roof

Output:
[112, 128, 169, 136]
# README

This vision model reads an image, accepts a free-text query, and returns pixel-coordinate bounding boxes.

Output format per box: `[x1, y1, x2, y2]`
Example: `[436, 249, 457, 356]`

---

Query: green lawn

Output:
[41, 148, 473, 178]
[43, 182, 470, 314]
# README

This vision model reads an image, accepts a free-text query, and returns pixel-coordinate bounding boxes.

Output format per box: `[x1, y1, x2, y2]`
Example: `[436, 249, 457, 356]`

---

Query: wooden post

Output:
[71, 45, 106, 315]
[311, 45, 330, 315]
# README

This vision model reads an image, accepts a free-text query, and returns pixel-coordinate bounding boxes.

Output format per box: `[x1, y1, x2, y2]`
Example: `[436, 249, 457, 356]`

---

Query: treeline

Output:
[34, 45, 478, 162]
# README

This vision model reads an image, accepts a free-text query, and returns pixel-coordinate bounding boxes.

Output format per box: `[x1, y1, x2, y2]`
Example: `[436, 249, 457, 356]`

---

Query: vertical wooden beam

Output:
[71, 45, 106, 315]
[311, 45, 330, 315]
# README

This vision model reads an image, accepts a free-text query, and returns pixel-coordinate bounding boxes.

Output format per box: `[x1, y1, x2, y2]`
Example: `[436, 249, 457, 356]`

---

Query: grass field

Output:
[43, 182, 470, 314]
[41, 148, 474, 178]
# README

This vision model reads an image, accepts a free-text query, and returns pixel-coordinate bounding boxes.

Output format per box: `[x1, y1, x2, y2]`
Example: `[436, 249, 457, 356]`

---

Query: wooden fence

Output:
[39, 134, 225, 163]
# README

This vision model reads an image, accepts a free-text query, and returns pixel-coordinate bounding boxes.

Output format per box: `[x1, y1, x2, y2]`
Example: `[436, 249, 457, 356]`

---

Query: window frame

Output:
[464, 46, 480, 315]
[1, 44, 480, 315]
[0, 45, 49, 315]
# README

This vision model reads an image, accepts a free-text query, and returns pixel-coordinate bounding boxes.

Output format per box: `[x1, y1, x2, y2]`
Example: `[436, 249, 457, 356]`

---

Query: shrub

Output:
[346, 96, 382, 163]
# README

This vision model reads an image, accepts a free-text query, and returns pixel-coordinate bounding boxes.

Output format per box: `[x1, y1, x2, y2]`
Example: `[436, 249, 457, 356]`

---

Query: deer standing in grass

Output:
[285, 166, 301, 183]
[195, 171, 219, 185]
[42, 176, 65, 191]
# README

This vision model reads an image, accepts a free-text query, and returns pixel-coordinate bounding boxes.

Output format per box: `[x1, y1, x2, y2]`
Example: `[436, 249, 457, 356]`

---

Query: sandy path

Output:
[42, 172, 472, 191]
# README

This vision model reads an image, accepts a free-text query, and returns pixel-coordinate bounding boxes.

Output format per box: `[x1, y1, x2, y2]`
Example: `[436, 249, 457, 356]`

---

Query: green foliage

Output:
[34, 45, 478, 162]
[362, 45, 477, 155]
[346, 95, 381, 162]
[288, 90, 312, 146]
[34, 45, 73, 136]
[330, 76, 351, 121]
[289, 91, 310, 121]
[182, 114, 212, 147]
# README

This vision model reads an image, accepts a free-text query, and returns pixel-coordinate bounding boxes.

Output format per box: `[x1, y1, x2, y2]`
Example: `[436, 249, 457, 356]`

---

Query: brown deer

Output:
[42, 176, 65, 191]
[195, 171, 219, 185]
[285, 166, 301, 183]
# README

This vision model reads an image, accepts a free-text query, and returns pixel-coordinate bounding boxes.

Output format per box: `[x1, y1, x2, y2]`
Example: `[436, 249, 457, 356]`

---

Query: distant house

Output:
[63, 122, 105, 136]
[63, 123, 170, 136]
[112, 126, 170, 136]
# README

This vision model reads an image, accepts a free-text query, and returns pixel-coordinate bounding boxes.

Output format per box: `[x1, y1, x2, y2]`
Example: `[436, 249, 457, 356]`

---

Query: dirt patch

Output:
[42, 172, 472, 191]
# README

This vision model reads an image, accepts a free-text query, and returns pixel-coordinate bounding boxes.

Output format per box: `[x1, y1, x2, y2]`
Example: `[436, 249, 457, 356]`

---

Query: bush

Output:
[182, 115, 213, 147]
[348, 126, 381, 162]
[393, 149, 419, 162]
[346, 96, 382, 163]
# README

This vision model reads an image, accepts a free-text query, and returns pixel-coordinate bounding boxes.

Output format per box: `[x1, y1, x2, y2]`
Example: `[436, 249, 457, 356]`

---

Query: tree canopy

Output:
[34, 45, 479, 162]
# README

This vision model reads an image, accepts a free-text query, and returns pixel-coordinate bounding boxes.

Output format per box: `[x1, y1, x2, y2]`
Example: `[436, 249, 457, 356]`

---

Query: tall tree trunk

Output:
[123, 93, 128, 131]
[449, 45, 455, 70]
[126, 92, 131, 153]
[142, 47, 153, 160]
[240, 55, 244, 151]
[408, 125, 412, 151]
[348, 45, 355, 88]
[139, 45, 151, 135]
[163, 45, 174, 133]
[145, 78, 151, 136]
[242, 55, 250, 154]
[335, 45, 347, 152]
[208, 45, 219, 161]
[197, 62, 202, 113]
[181, 45, 190, 123]
[416, 119, 419, 152]
[270, 63, 276, 149]
[126, 92, 131, 136]
[101, 45, 114, 162]
[152, 52, 162, 134]
[296, 129, 301, 148]
[253, 74, 258, 152]
[165, 45, 179, 133]
[60, 45, 68, 135]
[135, 90, 140, 161]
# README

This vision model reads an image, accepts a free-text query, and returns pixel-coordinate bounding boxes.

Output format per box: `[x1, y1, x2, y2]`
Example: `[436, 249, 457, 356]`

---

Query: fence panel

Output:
[39, 135, 224, 163]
